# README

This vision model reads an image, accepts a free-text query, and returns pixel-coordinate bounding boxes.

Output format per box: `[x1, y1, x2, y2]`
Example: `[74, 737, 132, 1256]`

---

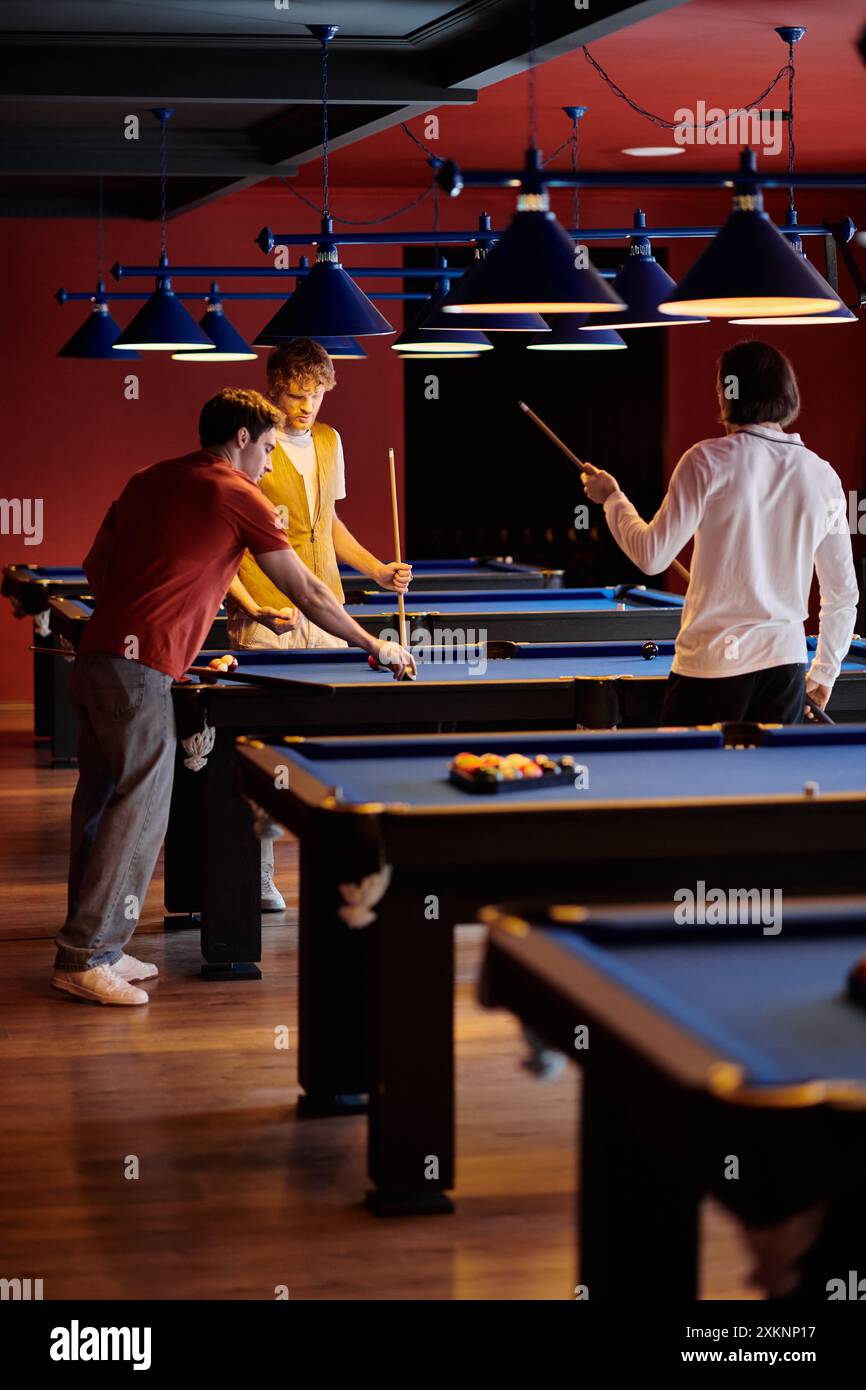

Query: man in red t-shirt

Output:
[55, 388, 414, 1007]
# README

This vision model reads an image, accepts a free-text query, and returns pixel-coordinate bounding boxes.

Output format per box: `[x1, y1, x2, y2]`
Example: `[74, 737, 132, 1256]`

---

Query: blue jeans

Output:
[55, 653, 176, 972]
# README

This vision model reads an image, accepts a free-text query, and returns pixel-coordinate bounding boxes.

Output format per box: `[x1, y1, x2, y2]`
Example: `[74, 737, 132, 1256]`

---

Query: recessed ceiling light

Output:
[621, 146, 686, 158]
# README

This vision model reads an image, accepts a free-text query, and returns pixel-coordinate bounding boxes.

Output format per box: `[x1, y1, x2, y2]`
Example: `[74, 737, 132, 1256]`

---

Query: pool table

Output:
[44, 597, 231, 760]
[480, 898, 866, 1300]
[164, 640, 670, 970]
[233, 724, 866, 1214]
[339, 556, 563, 596]
[533, 635, 866, 727]
[164, 636, 864, 974]
[2, 565, 95, 741]
[340, 585, 684, 642]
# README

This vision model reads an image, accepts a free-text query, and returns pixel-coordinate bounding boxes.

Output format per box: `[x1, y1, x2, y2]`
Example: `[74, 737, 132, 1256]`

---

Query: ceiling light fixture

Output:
[582, 210, 708, 329]
[114, 111, 214, 352]
[255, 27, 393, 341]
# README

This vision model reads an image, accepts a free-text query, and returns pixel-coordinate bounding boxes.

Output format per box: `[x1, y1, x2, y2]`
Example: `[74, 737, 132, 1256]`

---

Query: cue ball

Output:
[804, 781, 820, 798]
[641, 641, 659, 661]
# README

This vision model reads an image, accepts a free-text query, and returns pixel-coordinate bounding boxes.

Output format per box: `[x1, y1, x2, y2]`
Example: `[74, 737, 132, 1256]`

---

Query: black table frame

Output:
[234, 727, 866, 1216]
[2, 565, 93, 750]
[339, 556, 564, 599]
[165, 645, 606, 980]
[480, 902, 866, 1299]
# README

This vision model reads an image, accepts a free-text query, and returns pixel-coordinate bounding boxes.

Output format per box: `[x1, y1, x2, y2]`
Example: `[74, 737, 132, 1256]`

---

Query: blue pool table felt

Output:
[198, 639, 866, 686]
[339, 558, 546, 578]
[24, 567, 88, 581]
[266, 727, 866, 809]
[541, 915, 866, 1086]
[343, 586, 682, 615]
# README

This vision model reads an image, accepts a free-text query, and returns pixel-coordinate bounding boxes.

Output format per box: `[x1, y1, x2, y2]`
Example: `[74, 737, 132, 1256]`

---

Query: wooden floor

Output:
[0, 710, 759, 1300]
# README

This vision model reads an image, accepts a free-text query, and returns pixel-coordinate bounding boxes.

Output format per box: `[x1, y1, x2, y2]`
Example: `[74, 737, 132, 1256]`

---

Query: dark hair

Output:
[266, 338, 336, 393]
[717, 340, 800, 427]
[198, 388, 284, 448]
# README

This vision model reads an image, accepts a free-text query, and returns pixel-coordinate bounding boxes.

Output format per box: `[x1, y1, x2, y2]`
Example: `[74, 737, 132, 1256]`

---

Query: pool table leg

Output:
[199, 731, 262, 980]
[296, 840, 369, 1117]
[579, 1072, 700, 1299]
[163, 743, 203, 919]
[50, 646, 79, 764]
[32, 626, 55, 740]
[364, 873, 454, 1215]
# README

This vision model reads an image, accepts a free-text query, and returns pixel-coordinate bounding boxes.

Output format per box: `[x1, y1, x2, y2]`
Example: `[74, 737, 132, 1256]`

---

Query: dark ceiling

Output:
[0, 0, 687, 217]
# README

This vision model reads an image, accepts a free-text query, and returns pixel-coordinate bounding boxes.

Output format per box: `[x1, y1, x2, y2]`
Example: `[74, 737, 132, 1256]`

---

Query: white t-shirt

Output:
[278, 428, 346, 520]
[603, 426, 858, 684]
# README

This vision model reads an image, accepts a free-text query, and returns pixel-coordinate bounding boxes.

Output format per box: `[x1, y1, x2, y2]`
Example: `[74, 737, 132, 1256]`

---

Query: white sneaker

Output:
[113, 953, 159, 982]
[52, 964, 149, 1007]
[261, 868, 286, 912]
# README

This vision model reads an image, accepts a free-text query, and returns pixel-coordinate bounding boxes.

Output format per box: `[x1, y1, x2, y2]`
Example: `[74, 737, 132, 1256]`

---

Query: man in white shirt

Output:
[581, 339, 858, 724]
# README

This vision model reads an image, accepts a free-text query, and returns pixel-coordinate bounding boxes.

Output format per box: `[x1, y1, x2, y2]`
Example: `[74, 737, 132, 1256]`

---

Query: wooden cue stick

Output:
[388, 446, 409, 652]
[517, 400, 692, 585]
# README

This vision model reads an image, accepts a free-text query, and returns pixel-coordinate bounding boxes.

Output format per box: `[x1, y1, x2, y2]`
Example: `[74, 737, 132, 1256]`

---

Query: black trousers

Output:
[660, 663, 807, 726]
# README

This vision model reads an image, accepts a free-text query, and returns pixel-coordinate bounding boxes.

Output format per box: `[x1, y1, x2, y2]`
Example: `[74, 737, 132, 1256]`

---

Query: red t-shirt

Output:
[79, 450, 290, 679]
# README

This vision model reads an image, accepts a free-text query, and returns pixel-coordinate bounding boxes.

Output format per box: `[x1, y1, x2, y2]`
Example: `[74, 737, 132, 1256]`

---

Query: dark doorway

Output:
[403, 244, 668, 587]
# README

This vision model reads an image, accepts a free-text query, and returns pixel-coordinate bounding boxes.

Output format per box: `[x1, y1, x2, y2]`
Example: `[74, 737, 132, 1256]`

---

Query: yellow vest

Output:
[236, 423, 345, 609]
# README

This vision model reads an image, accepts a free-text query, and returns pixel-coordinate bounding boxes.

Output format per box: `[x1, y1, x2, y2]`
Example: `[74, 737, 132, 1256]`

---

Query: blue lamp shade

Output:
[393, 285, 493, 353]
[253, 330, 368, 359]
[255, 247, 394, 340]
[582, 252, 708, 330]
[114, 279, 214, 351]
[730, 301, 858, 326]
[442, 198, 624, 316]
[173, 302, 257, 361]
[423, 260, 549, 331]
[313, 336, 368, 359]
[659, 205, 841, 318]
[527, 315, 627, 351]
[729, 226, 857, 324]
[58, 300, 140, 359]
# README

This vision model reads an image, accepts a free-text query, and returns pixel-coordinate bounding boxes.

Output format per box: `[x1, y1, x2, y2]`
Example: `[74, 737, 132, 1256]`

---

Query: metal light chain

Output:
[321, 35, 330, 221]
[571, 120, 580, 231]
[527, 0, 538, 148]
[786, 35, 797, 214]
[97, 175, 105, 282]
[582, 46, 793, 134]
[159, 112, 168, 260]
[159, 114, 168, 258]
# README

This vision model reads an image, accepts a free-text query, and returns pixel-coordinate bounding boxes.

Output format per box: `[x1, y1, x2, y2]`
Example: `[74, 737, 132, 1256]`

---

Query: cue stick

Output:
[387, 446, 415, 678]
[805, 695, 834, 724]
[517, 399, 692, 585]
[388, 446, 407, 648]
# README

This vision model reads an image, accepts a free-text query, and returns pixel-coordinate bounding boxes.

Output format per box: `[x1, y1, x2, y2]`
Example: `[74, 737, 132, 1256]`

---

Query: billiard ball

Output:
[641, 641, 659, 661]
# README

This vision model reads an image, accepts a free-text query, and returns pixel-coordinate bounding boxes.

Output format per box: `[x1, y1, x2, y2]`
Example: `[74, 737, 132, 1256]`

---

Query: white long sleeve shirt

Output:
[603, 426, 858, 684]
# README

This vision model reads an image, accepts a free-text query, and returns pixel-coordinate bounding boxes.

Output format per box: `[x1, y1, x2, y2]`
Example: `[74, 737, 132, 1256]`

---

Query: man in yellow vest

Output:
[226, 338, 411, 907]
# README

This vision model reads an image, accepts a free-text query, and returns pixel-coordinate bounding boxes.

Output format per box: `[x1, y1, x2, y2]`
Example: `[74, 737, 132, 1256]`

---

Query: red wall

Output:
[0, 187, 414, 700]
[2, 183, 865, 700]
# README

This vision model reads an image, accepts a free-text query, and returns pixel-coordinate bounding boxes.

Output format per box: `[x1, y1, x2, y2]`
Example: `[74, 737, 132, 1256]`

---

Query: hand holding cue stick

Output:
[516, 400, 692, 585]
[805, 695, 834, 724]
[387, 445, 414, 679]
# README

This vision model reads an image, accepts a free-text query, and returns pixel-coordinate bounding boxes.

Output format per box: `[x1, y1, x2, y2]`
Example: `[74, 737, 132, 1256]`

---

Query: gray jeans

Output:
[55, 653, 176, 972]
